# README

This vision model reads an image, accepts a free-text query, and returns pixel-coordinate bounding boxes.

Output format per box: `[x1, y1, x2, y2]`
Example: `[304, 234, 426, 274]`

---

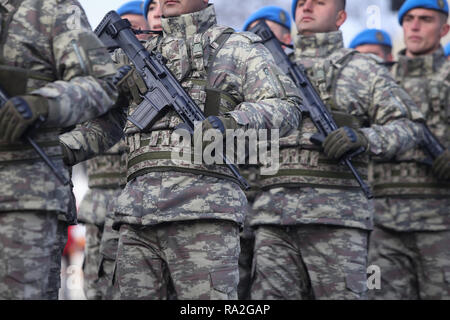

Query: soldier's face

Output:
[294, 0, 347, 35]
[161, 0, 208, 17]
[147, 0, 162, 32]
[355, 44, 393, 62]
[121, 14, 150, 41]
[402, 8, 450, 57]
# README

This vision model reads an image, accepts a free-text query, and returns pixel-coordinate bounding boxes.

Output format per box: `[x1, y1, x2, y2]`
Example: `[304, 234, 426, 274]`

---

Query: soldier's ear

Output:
[336, 9, 347, 29]
[440, 22, 449, 39]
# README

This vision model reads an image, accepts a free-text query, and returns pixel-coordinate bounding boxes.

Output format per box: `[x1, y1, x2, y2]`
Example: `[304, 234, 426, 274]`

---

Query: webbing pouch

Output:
[204, 88, 221, 117]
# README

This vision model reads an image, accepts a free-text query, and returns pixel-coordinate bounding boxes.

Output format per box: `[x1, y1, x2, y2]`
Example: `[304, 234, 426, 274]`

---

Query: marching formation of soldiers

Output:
[0, 0, 448, 300]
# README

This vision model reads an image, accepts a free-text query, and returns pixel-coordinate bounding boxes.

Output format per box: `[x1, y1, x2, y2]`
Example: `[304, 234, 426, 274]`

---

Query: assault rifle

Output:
[249, 20, 373, 199]
[0, 86, 71, 186]
[94, 11, 250, 190]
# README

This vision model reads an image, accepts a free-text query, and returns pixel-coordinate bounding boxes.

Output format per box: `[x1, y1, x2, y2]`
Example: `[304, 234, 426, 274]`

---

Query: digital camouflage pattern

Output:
[0, 0, 118, 216]
[0, 211, 65, 299]
[368, 47, 450, 301]
[0, 0, 119, 300]
[111, 4, 302, 230]
[252, 31, 424, 231]
[78, 188, 122, 300]
[249, 31, 424, 300]
[104, 4, 302, 300]
[97, 208, 120, 300]
[369, 227, 450, 300]
[77, 139, 127, 300]
[250, 225, 369, 300]
[372, 47, 450, 231]
[113, 220, 240, 300]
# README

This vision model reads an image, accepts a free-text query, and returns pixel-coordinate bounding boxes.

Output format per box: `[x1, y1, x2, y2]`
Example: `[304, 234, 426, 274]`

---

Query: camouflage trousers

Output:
[97, 212, 120, 300]
[83, 223, 103, 300]
[0, 211, 67, 300]
[112, 220, 240, 300]
[250, 225, 369, 300]
[368, 226, 450, 300]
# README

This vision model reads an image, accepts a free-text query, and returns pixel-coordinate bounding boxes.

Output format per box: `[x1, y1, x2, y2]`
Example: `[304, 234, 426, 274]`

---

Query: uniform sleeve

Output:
[59, 105, 127, 166]
[224, 36, 302, 138]
[32, 0, 118, 128]
[357, 60, 425, 160]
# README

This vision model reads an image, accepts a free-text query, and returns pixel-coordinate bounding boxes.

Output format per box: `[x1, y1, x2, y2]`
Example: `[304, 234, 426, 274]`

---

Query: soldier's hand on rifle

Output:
[195, 115, 239, 152]
[111, 65, 136, 107]
[0, 95, 49, 143]
[432, 150, 450, 181]
[322, 126, 368, 160]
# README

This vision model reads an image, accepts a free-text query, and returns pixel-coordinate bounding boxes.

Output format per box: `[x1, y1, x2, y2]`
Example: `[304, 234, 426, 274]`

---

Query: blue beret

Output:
[349, 29, 393, 49]
[445, 42, 450, 56]
[243, 6, 292, 32]
[117, 1, 145, 17]
[292, 0, 299, 21]
[398, 0, 449, 25]
[143, 0, 153, 19]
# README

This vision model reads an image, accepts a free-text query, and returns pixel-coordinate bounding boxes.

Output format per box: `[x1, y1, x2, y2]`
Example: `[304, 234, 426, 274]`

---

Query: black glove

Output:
[0, 95, 49, 143]
[322, 126, 368, 160]
[432, 150, 450, 181]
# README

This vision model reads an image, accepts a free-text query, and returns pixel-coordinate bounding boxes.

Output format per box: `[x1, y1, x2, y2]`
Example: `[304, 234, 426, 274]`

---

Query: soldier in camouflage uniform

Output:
[0, 0, 121, 300]
[369, 0, 450, 300]
[102, 0, 302, 300]
[77, 140, 127, 300]
[249, 0, 426, 300]
[89, 1, 162, 300]
[238, 6, 294, 300]
[77, 1, 149, 301]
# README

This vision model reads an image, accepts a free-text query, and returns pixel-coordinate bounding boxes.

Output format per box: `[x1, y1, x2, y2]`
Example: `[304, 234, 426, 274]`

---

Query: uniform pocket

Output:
[6, 255, 52, 299]
[210, 267, 238, 299]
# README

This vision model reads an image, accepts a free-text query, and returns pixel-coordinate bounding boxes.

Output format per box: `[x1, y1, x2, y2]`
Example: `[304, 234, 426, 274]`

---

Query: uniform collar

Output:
[395, 47, 447, 77]
[294, 31, 344, 57]
[161, 4, 217, 39]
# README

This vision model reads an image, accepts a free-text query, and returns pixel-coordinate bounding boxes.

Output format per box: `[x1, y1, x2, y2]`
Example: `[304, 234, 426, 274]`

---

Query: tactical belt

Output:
[0, 128, 63, 165]
[370, 161, 450, 198]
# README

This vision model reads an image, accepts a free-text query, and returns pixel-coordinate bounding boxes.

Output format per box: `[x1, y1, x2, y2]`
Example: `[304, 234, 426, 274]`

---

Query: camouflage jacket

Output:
[77, 139, 128, 227]
[0, 0, 119, 219]
[111, 4, 302, 228]
[250, 31, 424, 231]
[372, 47, 450, 231]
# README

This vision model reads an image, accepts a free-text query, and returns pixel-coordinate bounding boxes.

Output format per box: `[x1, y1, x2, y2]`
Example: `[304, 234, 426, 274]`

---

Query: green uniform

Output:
[369, 47, 450, 300]
[250, 31, 425, 300]
[0, 0, 119, 300]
